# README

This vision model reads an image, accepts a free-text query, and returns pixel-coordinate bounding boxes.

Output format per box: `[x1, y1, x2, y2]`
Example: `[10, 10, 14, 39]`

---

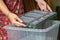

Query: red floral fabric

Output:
[4, 0, 24, 15]
[0, 27, 8, 40]
[0, 0, 24, 40]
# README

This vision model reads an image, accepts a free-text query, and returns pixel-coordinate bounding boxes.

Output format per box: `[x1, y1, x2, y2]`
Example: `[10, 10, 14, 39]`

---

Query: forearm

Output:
[0, 0, 11, 16]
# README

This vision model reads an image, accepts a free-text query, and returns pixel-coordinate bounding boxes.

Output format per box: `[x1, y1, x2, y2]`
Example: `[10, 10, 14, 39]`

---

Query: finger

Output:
[10, 20, 23, 27]
[37, 2, 44, 10]
[16, 17, 23, 23]
[40, 6, 49, 12]
[47, 4, 52, 12]
[14, 22, 26, 27]
[44, 8, 49, 12]
[10, 21, 15, 27]
[39, 5, 44, 11]
[42, 2, 49, 11]
[37, 2, 47, 11]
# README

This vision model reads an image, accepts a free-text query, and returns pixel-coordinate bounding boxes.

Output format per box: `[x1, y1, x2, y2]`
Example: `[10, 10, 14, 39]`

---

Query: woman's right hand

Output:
[7, 13, 26, 27]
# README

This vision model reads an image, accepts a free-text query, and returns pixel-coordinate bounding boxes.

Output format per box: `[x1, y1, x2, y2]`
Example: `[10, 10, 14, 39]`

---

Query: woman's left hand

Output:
[36, 0, 52, 12]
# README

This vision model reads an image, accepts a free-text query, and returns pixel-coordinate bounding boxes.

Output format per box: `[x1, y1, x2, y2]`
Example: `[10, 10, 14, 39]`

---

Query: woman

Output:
[0, 0, 52, 40]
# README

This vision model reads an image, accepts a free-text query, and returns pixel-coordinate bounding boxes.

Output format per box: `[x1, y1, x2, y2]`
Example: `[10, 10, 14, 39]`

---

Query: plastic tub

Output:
[19, 10, 57, 28]
[4, 21, 60, 40]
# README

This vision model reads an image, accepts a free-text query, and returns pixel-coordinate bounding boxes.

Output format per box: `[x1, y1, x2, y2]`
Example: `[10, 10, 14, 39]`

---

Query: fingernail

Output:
[23, 24, 26, 27]
[21, 21, 23, 22]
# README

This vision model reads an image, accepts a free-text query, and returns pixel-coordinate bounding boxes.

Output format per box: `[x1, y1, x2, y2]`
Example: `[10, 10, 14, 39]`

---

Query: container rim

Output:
[4, 21, 60, 32]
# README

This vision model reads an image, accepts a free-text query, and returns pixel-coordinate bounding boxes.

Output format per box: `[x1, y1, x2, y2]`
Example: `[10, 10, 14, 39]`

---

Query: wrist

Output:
[5, 11, 11, 17]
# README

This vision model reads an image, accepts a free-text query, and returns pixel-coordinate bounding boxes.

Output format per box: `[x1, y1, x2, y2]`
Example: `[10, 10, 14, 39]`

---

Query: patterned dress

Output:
[0, 0, 24, 40]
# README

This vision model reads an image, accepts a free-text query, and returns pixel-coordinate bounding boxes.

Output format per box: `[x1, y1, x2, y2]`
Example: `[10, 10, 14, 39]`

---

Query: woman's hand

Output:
[36, 0, 52, 12]
[7, 13, 26, 27]
[0, 0, 25, 27]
